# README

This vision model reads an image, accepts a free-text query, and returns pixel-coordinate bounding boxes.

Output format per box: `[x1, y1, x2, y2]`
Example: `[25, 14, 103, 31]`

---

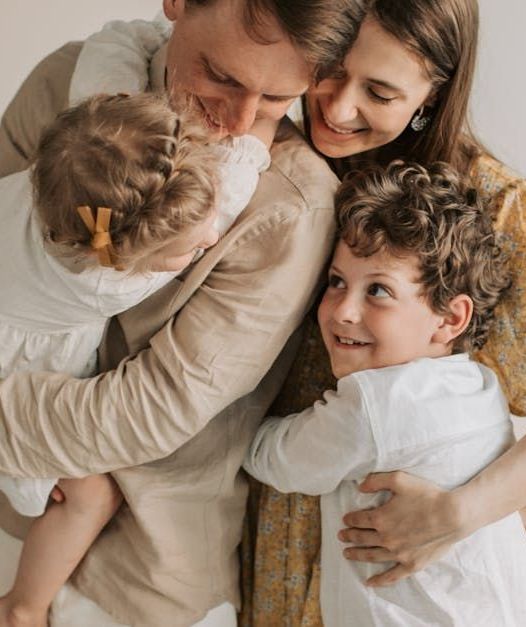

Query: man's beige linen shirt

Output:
[0, 42, 338, 626]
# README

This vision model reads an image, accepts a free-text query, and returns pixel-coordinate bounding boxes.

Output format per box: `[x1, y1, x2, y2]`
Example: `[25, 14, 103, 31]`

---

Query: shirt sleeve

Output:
[212, 136, 271, 235]
[69, 18, 171, 104]
[243, 375, 377, 495]
[0, 42, 82, 178]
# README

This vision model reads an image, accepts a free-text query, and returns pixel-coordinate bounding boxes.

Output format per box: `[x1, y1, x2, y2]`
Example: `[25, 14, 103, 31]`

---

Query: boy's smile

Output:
[318, 241, 450, 379]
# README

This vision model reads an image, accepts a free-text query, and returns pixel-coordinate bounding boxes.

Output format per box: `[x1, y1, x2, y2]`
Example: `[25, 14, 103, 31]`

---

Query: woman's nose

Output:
[325, 83, 359, 125]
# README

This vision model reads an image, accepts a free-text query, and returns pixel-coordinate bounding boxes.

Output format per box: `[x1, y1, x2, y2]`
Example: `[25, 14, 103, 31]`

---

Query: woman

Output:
[242, 0, 526, 624]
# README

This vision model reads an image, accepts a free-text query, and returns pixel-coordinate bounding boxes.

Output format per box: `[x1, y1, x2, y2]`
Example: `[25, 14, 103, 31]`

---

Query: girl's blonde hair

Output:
[32, 93, 217, 270]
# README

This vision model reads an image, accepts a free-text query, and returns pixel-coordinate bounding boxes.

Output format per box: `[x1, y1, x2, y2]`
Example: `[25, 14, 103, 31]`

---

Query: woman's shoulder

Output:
[470, 153, 526, 416]
[470, 153, 525, 204]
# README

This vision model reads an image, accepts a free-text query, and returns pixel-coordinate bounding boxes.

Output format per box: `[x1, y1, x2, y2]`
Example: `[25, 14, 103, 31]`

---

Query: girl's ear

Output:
[431, 294, 473, 345]
[163, 0, 185, 21]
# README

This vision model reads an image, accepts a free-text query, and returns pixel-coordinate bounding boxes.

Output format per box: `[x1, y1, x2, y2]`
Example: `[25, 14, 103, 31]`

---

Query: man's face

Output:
[163, 0, 311, 138]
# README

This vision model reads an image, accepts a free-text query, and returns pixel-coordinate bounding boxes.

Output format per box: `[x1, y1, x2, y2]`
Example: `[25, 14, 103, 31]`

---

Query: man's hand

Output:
[338, 471, 465, 586]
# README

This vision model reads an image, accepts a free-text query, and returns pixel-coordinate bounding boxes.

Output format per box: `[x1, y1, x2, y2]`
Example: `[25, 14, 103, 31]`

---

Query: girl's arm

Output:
[69, 17, 171, 104]
[339, 434, 526, 586]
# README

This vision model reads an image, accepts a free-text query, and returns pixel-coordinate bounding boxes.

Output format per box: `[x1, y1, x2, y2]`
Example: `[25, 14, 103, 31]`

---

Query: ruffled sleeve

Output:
[69, 17, 171, 105]
[212, 135, 271, 235]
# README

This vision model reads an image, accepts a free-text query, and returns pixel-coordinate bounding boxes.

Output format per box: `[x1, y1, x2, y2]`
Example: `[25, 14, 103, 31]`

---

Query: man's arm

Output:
[0, 42, 82, 177]
[0, 168, 337, 478]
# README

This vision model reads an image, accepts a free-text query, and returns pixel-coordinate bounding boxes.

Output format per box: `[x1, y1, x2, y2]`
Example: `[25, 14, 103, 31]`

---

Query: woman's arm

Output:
[339, 434, 526, 586]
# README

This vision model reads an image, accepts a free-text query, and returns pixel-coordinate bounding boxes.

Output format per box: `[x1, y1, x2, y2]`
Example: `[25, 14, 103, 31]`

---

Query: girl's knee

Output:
[57, 474, 123, 516]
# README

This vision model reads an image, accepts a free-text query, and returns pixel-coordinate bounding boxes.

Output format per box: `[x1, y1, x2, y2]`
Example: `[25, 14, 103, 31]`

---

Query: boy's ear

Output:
[432, 294, 473, 345]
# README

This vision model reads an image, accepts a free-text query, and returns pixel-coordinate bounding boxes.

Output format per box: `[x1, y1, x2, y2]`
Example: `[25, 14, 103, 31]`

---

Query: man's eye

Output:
[202, 61, 232, 85]
[367, 283, 390, 298]
[328, 273, 345, 289]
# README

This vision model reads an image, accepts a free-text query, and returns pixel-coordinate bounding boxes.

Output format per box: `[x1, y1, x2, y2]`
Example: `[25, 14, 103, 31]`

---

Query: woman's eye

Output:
[328, 273, 345, 289]
[367, 283, 390, 298]
[368, 88, 395, 104]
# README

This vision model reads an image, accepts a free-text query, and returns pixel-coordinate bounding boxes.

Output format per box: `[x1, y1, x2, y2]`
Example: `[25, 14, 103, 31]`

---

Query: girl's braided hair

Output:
[32, 92, 217, 270]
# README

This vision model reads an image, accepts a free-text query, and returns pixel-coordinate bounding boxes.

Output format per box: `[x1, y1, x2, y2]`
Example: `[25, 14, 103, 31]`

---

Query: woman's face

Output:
[307, 18, 435, 159]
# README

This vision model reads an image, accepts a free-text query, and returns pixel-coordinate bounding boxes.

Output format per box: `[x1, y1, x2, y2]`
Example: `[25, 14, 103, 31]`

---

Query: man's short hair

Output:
[335, 160, 511, 352]
[187, 0, 367, 80]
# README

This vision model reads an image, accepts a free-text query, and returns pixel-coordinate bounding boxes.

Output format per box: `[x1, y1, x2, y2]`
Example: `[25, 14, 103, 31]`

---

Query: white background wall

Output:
[0, 0, 524, 174]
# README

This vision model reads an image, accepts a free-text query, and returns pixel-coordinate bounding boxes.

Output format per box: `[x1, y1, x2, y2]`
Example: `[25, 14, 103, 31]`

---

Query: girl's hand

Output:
[50, 485, 65, 503]
[338, 471, 467, 586]
[248, 117, 280, 148]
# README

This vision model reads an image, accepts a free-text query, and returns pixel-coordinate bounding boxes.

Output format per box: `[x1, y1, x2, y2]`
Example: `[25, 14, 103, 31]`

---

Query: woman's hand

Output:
[338, 471, 467, 586]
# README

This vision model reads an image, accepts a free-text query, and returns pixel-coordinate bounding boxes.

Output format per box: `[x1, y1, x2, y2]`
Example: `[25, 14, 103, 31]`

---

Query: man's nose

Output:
[225, 94, 260, 136]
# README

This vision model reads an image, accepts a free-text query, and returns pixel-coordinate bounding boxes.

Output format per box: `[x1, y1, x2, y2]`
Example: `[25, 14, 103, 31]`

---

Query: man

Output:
[0, 1, 357, 624]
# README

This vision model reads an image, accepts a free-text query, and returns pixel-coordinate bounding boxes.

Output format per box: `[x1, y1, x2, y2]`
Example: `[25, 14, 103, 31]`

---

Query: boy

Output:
[244, 160, 526, 626]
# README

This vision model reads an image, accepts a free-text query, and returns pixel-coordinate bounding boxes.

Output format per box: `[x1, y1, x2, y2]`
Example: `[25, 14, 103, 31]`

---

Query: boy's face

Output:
[318, 241, 450, 379]
[163, 0, 310, 139]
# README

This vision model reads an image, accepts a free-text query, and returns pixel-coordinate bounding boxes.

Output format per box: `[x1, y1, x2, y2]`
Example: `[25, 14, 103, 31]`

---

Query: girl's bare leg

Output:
[0, 474, 122, 627]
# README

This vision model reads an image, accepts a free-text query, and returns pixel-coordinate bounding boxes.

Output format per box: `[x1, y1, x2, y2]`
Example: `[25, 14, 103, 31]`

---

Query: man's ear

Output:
[432, 294, 473, 345]
[163, 0, 185, 21]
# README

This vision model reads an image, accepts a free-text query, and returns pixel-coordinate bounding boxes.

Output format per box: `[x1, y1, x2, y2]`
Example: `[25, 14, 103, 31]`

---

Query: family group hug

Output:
[0, 0, 524, 626]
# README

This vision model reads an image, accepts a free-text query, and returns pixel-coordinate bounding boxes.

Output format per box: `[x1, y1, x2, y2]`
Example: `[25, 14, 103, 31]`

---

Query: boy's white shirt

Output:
[245, 354, 526, 627]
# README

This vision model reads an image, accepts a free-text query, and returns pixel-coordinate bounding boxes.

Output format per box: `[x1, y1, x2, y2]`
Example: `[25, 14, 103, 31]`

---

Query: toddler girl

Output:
[0, 91, 271, 627]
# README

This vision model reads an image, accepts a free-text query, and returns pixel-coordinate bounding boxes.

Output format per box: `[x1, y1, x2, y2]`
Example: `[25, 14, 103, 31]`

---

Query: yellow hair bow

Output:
[76, 205, 115, 268]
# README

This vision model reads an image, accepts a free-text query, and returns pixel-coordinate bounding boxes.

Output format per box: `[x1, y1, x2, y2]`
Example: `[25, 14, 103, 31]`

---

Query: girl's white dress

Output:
[0, 131, 269, 517]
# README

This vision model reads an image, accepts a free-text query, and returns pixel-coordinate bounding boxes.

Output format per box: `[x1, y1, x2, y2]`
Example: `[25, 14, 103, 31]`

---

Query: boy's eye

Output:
[367, 283, 390, 298]
[328, 273, 345, 289]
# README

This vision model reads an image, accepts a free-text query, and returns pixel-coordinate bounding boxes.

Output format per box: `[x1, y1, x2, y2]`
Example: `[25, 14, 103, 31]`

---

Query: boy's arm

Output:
[244, 377, 376, 495]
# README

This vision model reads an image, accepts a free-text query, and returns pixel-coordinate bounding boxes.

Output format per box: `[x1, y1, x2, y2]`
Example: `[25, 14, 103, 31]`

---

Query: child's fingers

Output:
[50, 485, 65, 503]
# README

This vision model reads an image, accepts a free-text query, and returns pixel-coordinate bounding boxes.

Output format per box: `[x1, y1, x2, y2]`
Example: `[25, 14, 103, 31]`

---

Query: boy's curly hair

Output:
[32, 92, 217, 271]
[335, 160, 511, 352]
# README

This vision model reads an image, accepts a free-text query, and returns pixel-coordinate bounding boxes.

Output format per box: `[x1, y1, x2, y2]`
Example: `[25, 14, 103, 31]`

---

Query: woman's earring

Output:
[411, 106, 430, 131]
